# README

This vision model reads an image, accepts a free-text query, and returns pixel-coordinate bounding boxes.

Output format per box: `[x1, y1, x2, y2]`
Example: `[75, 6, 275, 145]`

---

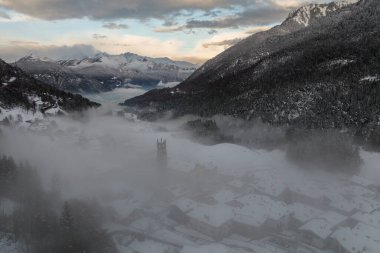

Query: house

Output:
[352, 209, 380, 229]
[211, 190, 238, 205]
[181, 243, 249, 253]
[230, 194, 291, 239]
[108, 198, 145, 225]
[227, 179, 246, 193]
[298, 211, 346, 249]
[330, 222, 380, 253]
[281, 186, 330, 207]
[170, 193, 292, 240]
[170, 198, 233, 240]
[287, 203, 324, 229]
[248, 169, 286, 199]
[327, 184, 379, 215]
[351, 175, 377, 192]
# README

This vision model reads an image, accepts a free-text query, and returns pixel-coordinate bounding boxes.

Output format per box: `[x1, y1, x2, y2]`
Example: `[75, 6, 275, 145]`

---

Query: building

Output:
[352, 209, 380, 229]
[330, 222, 380, 253]
[169, 198, 233, 240]
[298, 211, 347, 249]
[157, 138, 167, 170]
[287, 203, 324, 229]
[231, 194, 291, 239]
[351, 175, 378, 192]
[170, 192, 292, 240]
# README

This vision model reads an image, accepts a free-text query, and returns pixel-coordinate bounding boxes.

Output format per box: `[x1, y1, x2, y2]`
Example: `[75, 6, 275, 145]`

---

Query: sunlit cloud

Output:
[102, 22, 129, 30]
[0, 41, 99, 61]
[0, 0, 332, 63]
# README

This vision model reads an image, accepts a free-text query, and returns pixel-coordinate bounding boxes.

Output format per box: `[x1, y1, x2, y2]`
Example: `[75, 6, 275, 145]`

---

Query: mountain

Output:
[124, 0, 380, 142]
[183, 0, 361, 87]
[14, 55, 105, 93]
[14, 53, 198, 93]
[0, 58, 99, 114]
[58, 52, 198, 88]
[284, 0, 359, 27]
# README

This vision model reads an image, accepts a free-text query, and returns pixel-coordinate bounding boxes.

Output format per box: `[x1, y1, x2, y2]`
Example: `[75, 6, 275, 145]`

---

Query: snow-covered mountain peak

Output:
[287, 0, 359, 27]
[17, 54, 54, 63]
[63, 52, 197, 71]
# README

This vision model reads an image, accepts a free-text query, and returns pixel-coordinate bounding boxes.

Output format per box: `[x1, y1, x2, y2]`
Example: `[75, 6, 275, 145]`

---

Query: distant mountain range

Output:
[14, 53, 198, 93]
[0, 59, 98, 114]
[125, 0, 380, 142]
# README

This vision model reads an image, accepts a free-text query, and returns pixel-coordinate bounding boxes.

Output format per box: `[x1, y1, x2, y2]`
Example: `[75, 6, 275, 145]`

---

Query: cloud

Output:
[188, 30, 248, 60]
[154, 0, 333, 33]
[93, 33, 108, 39]
[0, 42, 99, 62]
[155, 26, 183, 33]
[245, 26, 272, 34]
[102, 22, 129, 30]
[89, 34, 185, 59]
[0, 0, 250, 20]
[202, 38, 242, 49]
[0, 0, 323, 23]
[0, 10, 10, 19]
[157, 5, 291, 33]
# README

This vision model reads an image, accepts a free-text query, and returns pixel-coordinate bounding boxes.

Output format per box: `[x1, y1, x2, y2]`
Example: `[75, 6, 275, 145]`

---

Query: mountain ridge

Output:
[124, 0, 380, 143]
[14, 52, 198, 93]
[0, 58, 99, 114]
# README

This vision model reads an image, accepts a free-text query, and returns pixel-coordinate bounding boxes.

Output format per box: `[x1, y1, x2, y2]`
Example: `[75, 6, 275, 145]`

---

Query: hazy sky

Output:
[0, 0, 331, 63]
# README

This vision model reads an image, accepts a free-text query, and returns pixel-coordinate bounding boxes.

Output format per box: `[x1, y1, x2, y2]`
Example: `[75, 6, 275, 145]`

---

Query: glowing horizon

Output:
[0, 0, 331, 64]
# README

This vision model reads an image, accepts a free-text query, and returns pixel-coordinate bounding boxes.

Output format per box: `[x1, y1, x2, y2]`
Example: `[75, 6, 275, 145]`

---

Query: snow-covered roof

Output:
[129, 217, 162, 233]
[351, 175, 375, 188]
[250, 169, 287, 197]
[190, 205, 233, 228]
[181, 244, 244, 253]
[228, 179, 244, 189]
[299, 211, 347, 239]
[176, 198, 198, 213]
[125, 239, 176, 253]
[352, 209, 380, 229]
[211, 190, 237, 204]
[175, 198, 233, 227]
[152, 229, 198, 247]
[232, 194, 290, 227]
[288, 203, 324, 223]
[331, 222, 380, 253]
[107, 198, 143, 219]
[175, 192, 291, 229]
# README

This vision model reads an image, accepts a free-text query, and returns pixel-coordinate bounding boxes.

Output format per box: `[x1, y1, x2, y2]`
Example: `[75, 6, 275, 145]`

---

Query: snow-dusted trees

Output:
[0, 154, 116, 253]
[286, 130, 362, 173]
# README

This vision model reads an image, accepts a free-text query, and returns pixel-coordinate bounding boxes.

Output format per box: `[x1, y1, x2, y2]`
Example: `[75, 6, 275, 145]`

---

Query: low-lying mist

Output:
[2, 106, 380, 198]
[2, 103, 380, 253]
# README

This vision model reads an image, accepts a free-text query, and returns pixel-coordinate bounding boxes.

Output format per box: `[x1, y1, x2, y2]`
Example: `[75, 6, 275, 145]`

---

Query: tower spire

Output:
[157, 138, 167, 170]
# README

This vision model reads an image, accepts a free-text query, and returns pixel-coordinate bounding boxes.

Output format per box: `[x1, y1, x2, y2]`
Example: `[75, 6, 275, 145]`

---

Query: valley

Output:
[0, 0, 380, 252]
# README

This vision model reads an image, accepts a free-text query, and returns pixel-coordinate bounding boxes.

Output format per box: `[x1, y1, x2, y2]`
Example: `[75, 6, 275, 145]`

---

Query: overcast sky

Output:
[0, 0, 331, 63]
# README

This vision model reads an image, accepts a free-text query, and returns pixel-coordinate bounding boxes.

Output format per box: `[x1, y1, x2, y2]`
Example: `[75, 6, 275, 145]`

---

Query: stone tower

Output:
[157, 138, 167, 170]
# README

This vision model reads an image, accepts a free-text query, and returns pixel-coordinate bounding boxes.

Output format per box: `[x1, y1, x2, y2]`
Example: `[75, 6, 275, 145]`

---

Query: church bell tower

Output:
[157, 138, 167, 170]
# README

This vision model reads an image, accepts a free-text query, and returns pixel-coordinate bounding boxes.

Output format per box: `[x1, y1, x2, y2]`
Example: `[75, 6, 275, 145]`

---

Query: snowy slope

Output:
[0, 58, 98, 125]
[183, 0, 359, 85]
[14, 52, 197, 92]
[58, 52, 198, 87]
[286, 0, 360, 27]
[125, 0, 380, 142]
[14, 55, 104, 93]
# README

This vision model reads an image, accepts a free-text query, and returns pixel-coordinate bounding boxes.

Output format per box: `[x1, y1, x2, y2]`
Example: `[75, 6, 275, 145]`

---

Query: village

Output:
[100, 140, 380, 253]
